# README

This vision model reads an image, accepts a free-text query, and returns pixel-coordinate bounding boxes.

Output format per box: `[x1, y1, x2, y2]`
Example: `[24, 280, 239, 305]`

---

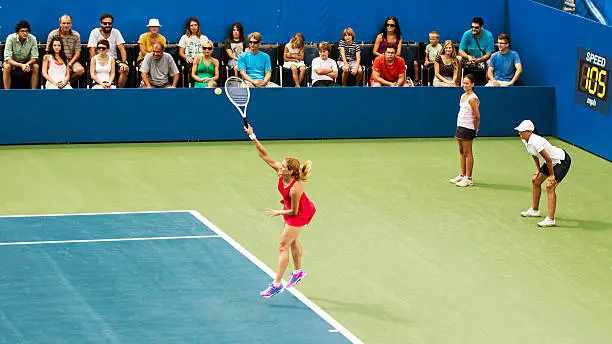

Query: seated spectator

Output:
[191, 40, 219, 88]
[2, 20, 39, 89]
[370, 43, 411, 87]
[282, 33, 306, 87]
[338, 27, 363, 86]
[433, 40, 460, 87]
[178, 17, 208, 67]
[486, 33, 522, 87]
[140, 42, 179, 88]
[311, 41, 338, 87]
[137, 18, 167, 67]
[415, 31, 442, 86]
[223, 22, 249, 77]
[238, 32, 279, 87]
[373, 16, 403, 57]
[90, 39, 116, 89]
[87, 13, 129, 88]
[42, 37, 72, 89]
[458, 17, 494, 85]
[46, 14, 84, 84]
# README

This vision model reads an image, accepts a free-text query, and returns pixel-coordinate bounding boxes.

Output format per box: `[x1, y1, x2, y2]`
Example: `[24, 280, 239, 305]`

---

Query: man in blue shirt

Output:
[238, 32, 279, 87]
[459, 17, 495, 86]
[459, 17, 495, 66]
[486, 33, 522, 86]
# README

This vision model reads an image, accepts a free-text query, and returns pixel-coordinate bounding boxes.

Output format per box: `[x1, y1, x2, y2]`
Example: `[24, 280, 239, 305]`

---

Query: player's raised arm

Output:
[245, 125, 281, 171]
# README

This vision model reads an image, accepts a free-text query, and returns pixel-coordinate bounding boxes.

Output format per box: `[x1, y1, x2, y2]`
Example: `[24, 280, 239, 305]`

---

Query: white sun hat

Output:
[147, 18, 162, 27]
[514, 119, 535, 132]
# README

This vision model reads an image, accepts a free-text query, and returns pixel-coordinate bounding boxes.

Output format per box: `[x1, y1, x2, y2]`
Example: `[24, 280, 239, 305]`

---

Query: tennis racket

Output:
[224, 76, 251, 128]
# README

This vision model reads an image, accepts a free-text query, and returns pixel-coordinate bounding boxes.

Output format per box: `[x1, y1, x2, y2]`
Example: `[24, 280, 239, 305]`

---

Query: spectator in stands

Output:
[458, 17, 494, 85]
[223, 22, 249, 77]
[178, 17, 208, 67]
[415, 31, 442, 86]
[338, 27, 363, 86]
[373, 16, 403, 57]
[46, 14, 84, 84]
[140, 42, 179, 88]
[238, 32, 279, 87]
[3, 20, 39, 89]
[90, 39, 116, 89]
[370, 43, 411, 87]
[433, 40, 459, 87]
[191, 40, 219, 88]
[311, 41, 338, 87]
[137, 19, 167, 67]
[87, 14, 129, 88]
[486, 33, 522, 86]
[282, 33, 306, 87]
[42, 36, 71, 89]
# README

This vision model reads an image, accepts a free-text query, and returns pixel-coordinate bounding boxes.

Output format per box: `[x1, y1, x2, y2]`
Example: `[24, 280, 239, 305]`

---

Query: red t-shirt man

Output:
[370, 54, 410, 86]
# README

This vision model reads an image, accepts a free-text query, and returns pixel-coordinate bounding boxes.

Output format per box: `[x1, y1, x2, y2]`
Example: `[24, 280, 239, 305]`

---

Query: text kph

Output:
[586, 52, 606, 67]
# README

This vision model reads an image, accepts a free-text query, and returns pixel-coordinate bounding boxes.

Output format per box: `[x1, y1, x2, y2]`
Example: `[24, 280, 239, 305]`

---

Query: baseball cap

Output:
[514, 120, 535, 132]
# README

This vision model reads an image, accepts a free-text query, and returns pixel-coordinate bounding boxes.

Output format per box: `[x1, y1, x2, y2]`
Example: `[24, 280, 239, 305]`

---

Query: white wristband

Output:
[249, 133, 257, 140]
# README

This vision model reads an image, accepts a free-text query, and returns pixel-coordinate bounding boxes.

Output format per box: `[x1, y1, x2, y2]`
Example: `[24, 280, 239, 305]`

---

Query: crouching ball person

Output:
[245, 125, 316, 298]
[515, 120, 571, 227]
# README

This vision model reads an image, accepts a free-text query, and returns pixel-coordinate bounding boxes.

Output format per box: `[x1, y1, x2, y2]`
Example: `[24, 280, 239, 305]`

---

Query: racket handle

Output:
[243, 117, 250, 128]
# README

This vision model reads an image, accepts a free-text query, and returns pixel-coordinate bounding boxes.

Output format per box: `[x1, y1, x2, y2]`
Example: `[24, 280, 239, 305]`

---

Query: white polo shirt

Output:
[523, 134, 565, 165]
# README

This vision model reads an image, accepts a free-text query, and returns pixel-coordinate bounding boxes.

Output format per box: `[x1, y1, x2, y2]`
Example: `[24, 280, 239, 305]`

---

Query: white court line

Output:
[0, 235, 220, 246]
[0, 209, 193, 219]
[189, 210, 365, 344]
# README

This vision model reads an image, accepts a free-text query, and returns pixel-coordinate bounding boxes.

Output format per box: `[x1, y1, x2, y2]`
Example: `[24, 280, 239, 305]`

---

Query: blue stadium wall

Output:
[0, 1, 506, 43]
[0, 87, 553, 144]
[508, 0, 612, 160]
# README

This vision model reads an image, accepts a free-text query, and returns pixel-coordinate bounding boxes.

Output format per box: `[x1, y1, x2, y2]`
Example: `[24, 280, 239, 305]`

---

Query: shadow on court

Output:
[555, 217, 612, 231]
[309, 297, 412, 325]
[476, 182, 531, 192]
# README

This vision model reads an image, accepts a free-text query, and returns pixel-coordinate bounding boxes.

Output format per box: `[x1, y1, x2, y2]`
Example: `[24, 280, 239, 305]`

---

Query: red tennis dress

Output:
[278, 176, 316, 227]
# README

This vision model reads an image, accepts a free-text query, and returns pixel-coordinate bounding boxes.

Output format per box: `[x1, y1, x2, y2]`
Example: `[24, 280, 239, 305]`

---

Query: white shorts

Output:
[283, 61, 305, 69]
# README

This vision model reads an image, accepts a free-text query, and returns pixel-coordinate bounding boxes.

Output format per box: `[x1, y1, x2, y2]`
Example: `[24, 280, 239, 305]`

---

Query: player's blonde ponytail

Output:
[299, 160, 312, 182]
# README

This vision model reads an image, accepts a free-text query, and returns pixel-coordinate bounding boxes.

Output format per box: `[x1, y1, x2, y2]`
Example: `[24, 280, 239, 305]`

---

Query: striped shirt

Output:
[338, 40, 360, 62]
[46, 29, 82, 60]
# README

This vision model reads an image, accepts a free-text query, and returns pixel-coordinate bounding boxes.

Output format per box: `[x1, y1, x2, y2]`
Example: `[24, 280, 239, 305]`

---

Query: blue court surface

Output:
[0, 211, 362, 344]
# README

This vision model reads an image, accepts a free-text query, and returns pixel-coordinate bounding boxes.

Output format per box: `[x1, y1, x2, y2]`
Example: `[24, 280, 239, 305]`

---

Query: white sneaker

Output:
[520, 208, 540, 217]
[537, 217, 556, 227]
[455, 177, 473, 187]
[449, 175, 464, 183]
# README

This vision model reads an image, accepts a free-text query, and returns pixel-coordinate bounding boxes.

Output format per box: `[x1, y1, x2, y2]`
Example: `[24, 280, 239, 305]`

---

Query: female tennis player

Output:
[515, 120, 571, 227]
[245, 125, 316, 298]
[449, 74, 480, 187]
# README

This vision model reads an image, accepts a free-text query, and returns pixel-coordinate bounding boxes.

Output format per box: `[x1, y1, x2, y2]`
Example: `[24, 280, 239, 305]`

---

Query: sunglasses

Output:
[249, 40, 260, 44]
[101, 22, 113, 26]
[19, 29, 30, 33]
[471, 26, 481, 29]
[386, 24, 396, 27]
[202, 47, 213, 51]
[97, 46, 107, 50]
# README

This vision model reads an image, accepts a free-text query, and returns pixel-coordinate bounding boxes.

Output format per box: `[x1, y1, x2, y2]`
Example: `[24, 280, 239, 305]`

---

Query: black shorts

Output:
[539, 150, 571, 182]
[455, 126, 476, 141]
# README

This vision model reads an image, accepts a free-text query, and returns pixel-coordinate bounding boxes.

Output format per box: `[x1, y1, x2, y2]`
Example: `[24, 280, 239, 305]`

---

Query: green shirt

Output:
[4, 33, 39, 63]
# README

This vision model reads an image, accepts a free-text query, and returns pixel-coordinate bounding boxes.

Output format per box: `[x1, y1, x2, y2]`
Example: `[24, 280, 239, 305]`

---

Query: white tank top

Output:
[94, 55, 112, 82]
[457, 92, 479, 130]
[47, 56, 67, 83]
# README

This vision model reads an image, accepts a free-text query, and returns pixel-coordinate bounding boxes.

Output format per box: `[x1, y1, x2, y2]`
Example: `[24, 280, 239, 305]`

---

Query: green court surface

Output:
[1, 137, 611, 343]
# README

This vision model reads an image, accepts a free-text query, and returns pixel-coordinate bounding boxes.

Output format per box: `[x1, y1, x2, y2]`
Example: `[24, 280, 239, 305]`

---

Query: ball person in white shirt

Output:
[515, 120, 572, 227]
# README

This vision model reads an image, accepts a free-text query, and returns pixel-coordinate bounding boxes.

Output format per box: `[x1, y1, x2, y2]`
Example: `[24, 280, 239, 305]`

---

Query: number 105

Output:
[581, 64, 608, 100]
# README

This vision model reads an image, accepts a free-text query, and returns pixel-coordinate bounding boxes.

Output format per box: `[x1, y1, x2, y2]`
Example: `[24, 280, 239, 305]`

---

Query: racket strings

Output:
[226, 80, 249, 106]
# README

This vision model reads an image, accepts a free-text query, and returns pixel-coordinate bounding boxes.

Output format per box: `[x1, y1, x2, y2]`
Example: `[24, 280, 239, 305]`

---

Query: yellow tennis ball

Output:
[214, 88, 222, 95]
